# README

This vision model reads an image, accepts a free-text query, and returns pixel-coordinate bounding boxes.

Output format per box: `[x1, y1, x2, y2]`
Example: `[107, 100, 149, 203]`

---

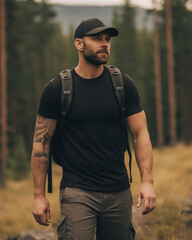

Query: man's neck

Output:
[75, 62, 104, 79]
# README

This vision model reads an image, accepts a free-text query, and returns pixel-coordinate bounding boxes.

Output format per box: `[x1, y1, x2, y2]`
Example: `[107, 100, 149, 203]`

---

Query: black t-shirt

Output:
[38, 66, 143, 192]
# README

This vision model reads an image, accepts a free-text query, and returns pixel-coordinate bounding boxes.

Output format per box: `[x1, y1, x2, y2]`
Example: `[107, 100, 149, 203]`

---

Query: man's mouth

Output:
[97, 51, 108, 54]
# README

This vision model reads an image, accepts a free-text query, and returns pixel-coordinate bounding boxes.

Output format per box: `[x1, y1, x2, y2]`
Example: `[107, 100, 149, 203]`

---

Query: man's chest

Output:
[67, 76, 120, 123]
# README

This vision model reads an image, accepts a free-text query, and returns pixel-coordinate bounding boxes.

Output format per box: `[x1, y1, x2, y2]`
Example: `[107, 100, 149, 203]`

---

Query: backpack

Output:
[48, 65, 132, 193]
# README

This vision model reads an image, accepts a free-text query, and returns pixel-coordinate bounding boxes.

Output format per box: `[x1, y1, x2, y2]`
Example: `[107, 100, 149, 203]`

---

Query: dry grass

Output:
[128, 143, 192, 201]
[0, 166, 62, 237]
[126, 143, 192, 240]
[0, 143, 192, 239]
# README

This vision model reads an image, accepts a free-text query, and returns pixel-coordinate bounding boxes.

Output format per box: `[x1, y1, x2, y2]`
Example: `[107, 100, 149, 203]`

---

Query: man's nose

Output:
[102, 39, 109, 47]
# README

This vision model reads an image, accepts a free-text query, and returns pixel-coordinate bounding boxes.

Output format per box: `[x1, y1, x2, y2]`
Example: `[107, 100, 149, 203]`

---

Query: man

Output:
[31, 18, 156, 240]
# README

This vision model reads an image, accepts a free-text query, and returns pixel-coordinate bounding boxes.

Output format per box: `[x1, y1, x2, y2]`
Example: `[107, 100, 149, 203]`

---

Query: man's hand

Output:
[32, 195, 51, 226]
[137, 182, 156, 215]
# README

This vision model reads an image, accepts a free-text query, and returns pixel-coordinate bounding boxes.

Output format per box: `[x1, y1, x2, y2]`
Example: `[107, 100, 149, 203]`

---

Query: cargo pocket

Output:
[130, 222, 135, 240]
[59, 187, 68, 203]
[57, 215, 73, 240]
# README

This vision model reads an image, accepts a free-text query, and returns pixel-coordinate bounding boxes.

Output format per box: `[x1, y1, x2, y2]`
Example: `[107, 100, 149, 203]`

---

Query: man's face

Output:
[81, 33, 111, 65]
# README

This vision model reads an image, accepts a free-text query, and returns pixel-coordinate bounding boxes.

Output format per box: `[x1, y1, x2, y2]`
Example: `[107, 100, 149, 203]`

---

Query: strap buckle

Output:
[63, 90, 71, 95]
[112, 71, 119, 76]
[116, 86, 123, 91]
[63, 75, 70, 80]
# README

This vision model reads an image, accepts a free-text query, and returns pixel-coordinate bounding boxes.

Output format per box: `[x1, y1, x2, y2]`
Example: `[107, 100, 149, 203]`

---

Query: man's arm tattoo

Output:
[33, 115, 57, 160]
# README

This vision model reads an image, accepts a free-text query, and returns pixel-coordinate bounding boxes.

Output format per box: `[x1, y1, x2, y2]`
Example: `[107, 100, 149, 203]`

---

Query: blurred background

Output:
[0, 0, 192, 239]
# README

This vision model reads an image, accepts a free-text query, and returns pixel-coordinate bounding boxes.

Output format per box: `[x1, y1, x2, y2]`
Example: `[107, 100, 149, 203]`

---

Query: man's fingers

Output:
[142, 196, 156, 215]
[142, 198, 150, 214]
[46, 207, 51, 223]
[142, 207, 151, 215]
[33, 212, 50, 226]
[39, 212, 48, 225]
[149, 196, 156, 211]
[33, 213, 39, 223]
[33, 213, 44, 225]
[137, 192, 142, 208]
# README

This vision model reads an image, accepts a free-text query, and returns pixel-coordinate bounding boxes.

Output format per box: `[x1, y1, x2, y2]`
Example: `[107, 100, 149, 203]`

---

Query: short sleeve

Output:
[37, 77, 61, 119]
[122, 73, 143, 117]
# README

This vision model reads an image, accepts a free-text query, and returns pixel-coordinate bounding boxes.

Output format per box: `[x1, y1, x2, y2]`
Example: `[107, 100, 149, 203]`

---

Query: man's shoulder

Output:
[121, 72, 134, 83]
[41, 75, 61, 93]
[49, 75, 61, 87]
[117, 70, 139, 94]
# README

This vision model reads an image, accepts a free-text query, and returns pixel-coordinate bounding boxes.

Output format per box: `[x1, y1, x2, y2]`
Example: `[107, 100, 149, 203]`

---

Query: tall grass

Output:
[0, 166, 62, 237]
[0, 143, 192, 239]
[128, 143, 192, 240]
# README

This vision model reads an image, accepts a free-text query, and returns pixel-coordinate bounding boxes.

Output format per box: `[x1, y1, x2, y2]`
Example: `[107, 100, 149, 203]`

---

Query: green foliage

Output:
[111, 1, 138, 76]
[6, 0, 74, 154]
[111, 0, 192, 146]
[136, 28, 157, 144]
[5, 0, 192, 157]
[156, 0, 192, 144]
[7, 136, 30, 180]
[111, 1, 157, 144]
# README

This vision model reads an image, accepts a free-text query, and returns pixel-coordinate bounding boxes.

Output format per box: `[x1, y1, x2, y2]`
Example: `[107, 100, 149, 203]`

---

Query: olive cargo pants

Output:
[57, 187, 135, 240]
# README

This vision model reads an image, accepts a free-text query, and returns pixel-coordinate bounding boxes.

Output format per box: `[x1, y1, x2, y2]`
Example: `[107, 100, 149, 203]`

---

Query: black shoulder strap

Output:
[107, 65, 132, 183]
[48, 150, 52, 193]
[107, 65, 125, 133]
[59, 69, 73, 128]
[48, 69, 73, 193]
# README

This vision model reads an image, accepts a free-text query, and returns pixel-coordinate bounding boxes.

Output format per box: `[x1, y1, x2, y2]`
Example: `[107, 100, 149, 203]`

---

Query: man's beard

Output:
[82, 43, 109, 65]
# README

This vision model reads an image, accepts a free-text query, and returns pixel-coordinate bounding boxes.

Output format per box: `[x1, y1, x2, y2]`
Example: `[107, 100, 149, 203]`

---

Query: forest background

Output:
[1, 0, 192, 159]
[0, 0, 192, 239]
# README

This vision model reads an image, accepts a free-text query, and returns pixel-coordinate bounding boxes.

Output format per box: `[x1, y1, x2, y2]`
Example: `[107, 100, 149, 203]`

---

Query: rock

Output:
[182, 192, 192, 214]
[0, 236, 18, 240]
[18, 229, 57, 240]
[132, 206, 151, 235]
[0, 229, 57, 240]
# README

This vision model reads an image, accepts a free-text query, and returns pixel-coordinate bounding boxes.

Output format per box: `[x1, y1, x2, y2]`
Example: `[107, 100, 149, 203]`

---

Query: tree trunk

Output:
[165, 0, 176, 146]
[11, 90, 17, 153]
[0, 0, 7, 187]
[153, 0, 164, 149]
[178, 10, 188, 143]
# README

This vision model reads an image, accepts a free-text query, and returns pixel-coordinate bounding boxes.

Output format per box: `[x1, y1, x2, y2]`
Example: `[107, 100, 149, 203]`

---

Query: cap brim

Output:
[86, 27, 119, 37]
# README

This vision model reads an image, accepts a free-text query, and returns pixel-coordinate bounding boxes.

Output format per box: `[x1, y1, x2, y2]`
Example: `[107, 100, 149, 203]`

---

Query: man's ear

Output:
[74, 38, 83, 51]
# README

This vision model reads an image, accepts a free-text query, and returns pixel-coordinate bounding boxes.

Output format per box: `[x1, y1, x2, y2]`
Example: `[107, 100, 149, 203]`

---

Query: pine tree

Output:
[5, 0, 70, 167]
[0, 0, 7, 187]
[165, 0, 176, 146]
[153, 0, 164, 148]
[171, 0, 192, 143]
[111, 0, 138, 77]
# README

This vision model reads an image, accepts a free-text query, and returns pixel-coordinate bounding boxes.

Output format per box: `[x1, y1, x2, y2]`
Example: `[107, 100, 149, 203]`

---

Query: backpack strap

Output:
[107, 65, 132, 183]
[48, 150, 52, 193]
[48, 69, 73, 193]
[59, 69, 73, 129]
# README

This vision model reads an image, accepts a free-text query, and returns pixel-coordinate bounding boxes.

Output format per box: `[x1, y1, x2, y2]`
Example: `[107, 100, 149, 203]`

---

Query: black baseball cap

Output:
[74, 18, 119, 39]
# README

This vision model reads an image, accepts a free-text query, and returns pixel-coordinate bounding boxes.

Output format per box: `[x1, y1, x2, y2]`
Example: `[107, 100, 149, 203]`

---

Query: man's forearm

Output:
[133, 128, 153, 184]
[31, 115, 57, 197]
[127, 111, 156, 214]
[31, 152, 49, 197]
